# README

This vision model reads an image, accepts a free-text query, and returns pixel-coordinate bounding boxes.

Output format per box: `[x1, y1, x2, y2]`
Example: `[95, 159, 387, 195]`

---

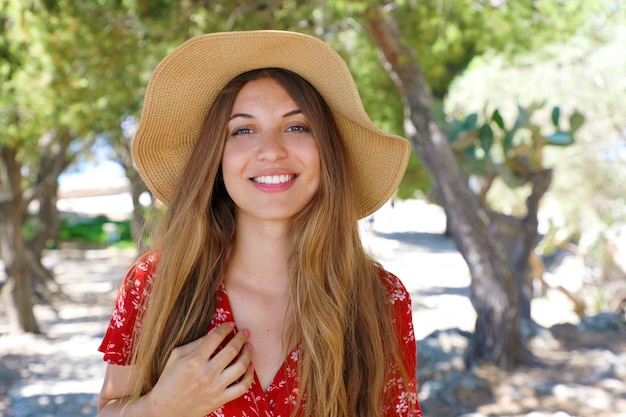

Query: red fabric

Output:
[99, 252, 422, 416]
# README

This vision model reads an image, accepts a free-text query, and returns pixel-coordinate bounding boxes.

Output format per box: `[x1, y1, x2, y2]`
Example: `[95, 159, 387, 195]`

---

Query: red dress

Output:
[99, 252, 422, 416]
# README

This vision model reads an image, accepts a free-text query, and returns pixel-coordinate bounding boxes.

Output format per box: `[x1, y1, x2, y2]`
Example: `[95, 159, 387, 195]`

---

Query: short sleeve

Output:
[378, 268, 423, 417]
[98, 251, 159, 365]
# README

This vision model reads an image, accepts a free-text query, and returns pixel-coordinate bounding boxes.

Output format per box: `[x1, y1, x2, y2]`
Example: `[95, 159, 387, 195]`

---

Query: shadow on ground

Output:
[9, 393, 97, 417]
[374, 231, 458, 253]
[417, 318, 626, 417]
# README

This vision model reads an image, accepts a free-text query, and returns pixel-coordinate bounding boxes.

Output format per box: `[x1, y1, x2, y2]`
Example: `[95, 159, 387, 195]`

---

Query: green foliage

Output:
[0, 0, 613, 248]
[393, 0, 604, 98]
[356, 0, 606, 197]
[444, 8, 626, 289]
[446, 103, 584, 196]
[56, 215, 132, 247]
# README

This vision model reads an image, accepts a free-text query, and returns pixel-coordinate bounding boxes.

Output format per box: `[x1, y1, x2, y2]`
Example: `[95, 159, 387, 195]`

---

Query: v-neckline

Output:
[219, 285, 299, 395]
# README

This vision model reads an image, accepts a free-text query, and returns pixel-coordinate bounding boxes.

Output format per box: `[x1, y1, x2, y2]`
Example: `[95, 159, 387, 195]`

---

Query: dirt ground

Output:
[417, 324, 626, 417]
[0, 248, 138, 417]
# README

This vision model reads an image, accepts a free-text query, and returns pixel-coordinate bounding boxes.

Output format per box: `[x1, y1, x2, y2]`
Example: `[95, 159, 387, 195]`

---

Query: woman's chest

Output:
[221, 285, 296, 392]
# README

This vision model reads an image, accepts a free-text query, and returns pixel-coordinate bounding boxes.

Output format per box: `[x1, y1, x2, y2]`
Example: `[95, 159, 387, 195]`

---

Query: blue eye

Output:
[287, 125, 310, 133]
[231, 128, 253, 136]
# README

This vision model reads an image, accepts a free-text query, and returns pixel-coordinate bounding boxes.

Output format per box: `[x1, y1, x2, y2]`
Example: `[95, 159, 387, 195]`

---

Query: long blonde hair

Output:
[130, 68, 412, 416]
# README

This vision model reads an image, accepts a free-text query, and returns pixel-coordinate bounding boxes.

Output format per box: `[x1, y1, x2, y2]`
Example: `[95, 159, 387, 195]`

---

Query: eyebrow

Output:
[229, 109, 303, 121]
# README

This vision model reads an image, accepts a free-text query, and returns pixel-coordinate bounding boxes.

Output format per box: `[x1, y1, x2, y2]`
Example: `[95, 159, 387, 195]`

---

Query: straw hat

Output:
[132, 30, 410, 219]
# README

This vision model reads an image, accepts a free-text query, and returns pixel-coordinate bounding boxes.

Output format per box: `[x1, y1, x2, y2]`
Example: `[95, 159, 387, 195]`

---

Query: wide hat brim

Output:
[132, 30, 410, 219]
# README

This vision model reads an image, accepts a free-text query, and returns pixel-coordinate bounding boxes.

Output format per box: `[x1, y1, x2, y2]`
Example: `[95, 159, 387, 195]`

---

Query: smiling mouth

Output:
[251, 174, 297, 184]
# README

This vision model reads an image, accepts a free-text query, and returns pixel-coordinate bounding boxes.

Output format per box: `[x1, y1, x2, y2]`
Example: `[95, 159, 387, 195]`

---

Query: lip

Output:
[249, 171, 298, 192]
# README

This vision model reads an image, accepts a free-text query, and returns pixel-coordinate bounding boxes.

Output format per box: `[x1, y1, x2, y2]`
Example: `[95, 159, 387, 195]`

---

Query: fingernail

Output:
[246, 343, 253, 350]
[249, 363, 254, 371]
[243, 329, 250, 337]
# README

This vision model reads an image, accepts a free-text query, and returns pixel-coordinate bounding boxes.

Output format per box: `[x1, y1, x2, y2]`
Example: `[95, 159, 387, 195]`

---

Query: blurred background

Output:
[0, 1, 625, 416]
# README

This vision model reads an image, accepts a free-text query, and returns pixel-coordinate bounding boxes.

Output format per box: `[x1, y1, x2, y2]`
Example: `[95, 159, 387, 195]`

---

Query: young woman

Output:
[97, 30, 422, 417]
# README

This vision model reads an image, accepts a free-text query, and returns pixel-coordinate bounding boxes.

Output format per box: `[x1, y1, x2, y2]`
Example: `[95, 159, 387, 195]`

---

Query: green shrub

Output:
[57, 215, 133, 247]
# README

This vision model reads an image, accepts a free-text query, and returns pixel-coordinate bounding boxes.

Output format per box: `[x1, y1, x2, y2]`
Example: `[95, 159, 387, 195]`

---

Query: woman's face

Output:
[222, 76, 321, 225]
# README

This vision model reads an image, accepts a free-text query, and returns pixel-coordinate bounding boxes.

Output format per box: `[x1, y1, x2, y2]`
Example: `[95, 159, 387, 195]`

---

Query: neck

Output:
[225, 216, 293, 291]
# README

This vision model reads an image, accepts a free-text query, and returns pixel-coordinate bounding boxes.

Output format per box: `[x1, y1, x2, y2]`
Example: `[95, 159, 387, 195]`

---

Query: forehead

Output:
[235, 77, 294, 102]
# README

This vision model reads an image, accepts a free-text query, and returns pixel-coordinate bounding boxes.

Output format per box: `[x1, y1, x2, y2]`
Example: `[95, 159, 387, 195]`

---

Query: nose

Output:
[256, 132, 287, 162]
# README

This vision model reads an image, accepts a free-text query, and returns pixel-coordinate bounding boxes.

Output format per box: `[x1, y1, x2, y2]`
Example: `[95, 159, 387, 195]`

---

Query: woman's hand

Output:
[98, 322, 254, 417]
[143, 322, 254, 417]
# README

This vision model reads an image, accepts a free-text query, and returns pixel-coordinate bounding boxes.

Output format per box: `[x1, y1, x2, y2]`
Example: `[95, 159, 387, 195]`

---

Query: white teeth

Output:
[252, 175, 294, 184]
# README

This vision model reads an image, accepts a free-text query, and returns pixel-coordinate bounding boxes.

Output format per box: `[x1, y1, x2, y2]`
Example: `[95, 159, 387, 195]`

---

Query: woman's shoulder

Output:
[121, 250, 160, 291]
[374, 265, 410, 305]
[98, 250, 161, 364]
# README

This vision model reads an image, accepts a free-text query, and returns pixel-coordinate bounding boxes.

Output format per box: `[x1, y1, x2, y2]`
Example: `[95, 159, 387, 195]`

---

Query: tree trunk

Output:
[364, 6, 523, 369]
[0, 147, 40, 334]
[30, 145, 63, 258]
[111, 132, 150, 252]
[490, 168, 553, 323]
[25, 128, 80, 301]
[27, 179, 63, 302]
[127, 167, 149, 253]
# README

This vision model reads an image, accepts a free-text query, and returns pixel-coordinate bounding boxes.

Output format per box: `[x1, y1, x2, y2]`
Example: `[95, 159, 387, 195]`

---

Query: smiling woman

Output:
[96, 30, 421, 417]
[222, 73, 321, 225]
